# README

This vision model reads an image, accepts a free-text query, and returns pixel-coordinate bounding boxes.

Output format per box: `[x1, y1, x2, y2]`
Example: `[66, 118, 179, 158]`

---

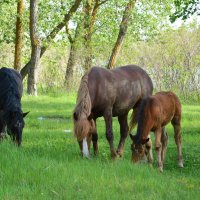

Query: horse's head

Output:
[6, 111, 29, 146]
[130, 134, 149, 163]
[73, 112, 96, 157]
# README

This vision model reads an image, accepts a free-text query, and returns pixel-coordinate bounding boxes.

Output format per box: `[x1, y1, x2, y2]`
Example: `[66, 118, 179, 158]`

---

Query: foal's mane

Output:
[74, 71, 91, 119]
[135, 98, 151, 143]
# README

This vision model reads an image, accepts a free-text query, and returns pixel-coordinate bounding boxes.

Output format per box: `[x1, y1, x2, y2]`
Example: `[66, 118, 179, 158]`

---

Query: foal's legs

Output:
[117, 114, 128, 157]
[172, 116, 183, 168]
[145, 137, 153, 165]
[154, 127, 163, 172]
[161, 127, 168, 163]
[104, 108, 117, 158]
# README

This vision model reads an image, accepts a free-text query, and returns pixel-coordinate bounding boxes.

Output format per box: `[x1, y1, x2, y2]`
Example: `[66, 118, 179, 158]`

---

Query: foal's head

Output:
[6, 110, 29, 146]
[130, 134, 149, 163]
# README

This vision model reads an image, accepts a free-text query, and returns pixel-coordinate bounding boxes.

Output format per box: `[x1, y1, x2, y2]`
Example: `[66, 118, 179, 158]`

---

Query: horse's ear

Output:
[87, 113, 93, 121]
[23, 111, 30, 118]
[141, 138, 149, 145]
[130, 134, 135, 141]
[73, 112, 78, 121]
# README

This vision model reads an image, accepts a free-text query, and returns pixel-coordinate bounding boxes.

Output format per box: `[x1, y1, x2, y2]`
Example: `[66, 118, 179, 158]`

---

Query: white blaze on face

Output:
[82, 137, 90, 157]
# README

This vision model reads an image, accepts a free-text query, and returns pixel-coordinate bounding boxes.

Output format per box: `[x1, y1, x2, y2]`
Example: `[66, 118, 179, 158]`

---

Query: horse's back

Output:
[0, 67, 23, 101]
[112, 65, 153, 96]
[152, 91, 181, 121]
[87, 65, 153, 116]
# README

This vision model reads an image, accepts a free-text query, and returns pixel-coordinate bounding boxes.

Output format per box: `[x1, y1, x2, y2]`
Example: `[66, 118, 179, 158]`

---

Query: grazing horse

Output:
[73, 65, 153, 158]
[130, 91, 183, 172]
[0, 67, 29, 146]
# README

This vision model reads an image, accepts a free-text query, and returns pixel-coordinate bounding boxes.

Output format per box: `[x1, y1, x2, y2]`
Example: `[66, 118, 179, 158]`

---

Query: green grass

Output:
[0, 93, 200, 200]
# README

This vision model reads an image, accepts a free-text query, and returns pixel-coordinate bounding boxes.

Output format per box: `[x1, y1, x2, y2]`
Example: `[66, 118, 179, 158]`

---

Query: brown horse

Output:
[73, 65, 153, 158]
[130, 91, 183, 172]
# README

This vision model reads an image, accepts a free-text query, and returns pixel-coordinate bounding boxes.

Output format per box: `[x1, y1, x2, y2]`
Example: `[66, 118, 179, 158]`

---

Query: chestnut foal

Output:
[130, 91, 183, 172]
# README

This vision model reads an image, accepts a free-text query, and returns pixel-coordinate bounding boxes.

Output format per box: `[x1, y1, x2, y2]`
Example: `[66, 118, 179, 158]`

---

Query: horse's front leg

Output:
[104, 108, 117, 159]
[145, 137, 153, 165]
[154, 127, 163, 172]
[0, 121, 6, 141]
[92, 119, 99, 155]
[117, 114, 128, 157]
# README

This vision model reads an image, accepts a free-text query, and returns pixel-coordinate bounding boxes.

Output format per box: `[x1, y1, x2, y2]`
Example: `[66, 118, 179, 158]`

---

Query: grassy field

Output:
[0, 92, 200, 200]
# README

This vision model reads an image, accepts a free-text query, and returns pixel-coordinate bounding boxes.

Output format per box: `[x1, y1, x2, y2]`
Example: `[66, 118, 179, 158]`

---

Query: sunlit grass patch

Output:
[0, 93, 199, 199]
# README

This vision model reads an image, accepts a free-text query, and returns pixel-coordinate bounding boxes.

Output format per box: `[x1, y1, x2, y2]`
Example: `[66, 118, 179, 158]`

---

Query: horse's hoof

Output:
[111, 151, 118, 159]
[94, 151, 99, 156]
[158, 166, 163, 172]
[148, 163, 153, 168]
[178, 161, 184, 168]
[116, 150, 123, 158]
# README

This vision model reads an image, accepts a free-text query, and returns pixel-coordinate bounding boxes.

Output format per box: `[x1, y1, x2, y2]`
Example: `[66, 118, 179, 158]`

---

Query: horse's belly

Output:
[112, 102, 134, 116]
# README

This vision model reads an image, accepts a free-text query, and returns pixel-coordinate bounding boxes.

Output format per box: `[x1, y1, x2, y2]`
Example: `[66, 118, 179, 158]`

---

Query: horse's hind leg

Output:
[172, 116, 183, 168]
[117, 114, 128, 157]
[161, 127, 168, 163]
[104, 108, 117, 159]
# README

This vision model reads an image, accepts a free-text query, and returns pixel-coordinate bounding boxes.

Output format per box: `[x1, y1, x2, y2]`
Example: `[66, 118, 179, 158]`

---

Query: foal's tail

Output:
[128, 108, 138, 134]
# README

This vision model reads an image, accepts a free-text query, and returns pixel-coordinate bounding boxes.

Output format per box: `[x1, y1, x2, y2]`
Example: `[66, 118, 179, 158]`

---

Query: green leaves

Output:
[170, 0, 200, 22]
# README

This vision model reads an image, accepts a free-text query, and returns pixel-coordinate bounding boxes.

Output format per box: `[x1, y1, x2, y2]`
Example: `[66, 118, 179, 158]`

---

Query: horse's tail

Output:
[73, 71, 92, 141]
[128, 108, 138, 134]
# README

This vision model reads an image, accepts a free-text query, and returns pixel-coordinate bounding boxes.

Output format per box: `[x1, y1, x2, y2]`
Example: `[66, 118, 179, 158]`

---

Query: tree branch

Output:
[20, 0, 82, 79]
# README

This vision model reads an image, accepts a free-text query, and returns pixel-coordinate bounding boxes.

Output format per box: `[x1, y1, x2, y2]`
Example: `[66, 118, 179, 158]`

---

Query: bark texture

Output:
[108, 0, 136, 69]
[64, 23, 82, 88]
[20, 0, 82, 79]
[14, 0, 24, 71]
[27, 0, 41, 96]
[83, 0, 108, 71]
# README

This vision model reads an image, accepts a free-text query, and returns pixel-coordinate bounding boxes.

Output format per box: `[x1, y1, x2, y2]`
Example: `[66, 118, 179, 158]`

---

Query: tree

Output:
[64, 0, 108, 87]
[14, 0, 24, 71]
[83, 0, 108, 71]
[64, 22, 83, 88]
[108, 0, 136, 69]
[27, 0, 41, 95]
[170, 0, 200, 22]
[20, 0, 82, 80]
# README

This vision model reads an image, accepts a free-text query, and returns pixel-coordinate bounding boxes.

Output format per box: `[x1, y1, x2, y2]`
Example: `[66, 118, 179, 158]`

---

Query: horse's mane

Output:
[134, 98, 150, 143]
[74, 71, 91, 119]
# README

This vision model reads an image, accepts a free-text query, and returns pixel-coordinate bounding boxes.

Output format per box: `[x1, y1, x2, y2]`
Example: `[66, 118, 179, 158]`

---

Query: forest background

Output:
[0, 0, 200, 102]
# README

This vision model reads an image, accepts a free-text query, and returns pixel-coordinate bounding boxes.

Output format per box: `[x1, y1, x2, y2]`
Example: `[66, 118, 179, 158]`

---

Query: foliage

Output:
[118, 24, 200, 102]
[170, 0, 200, 22]
[0, 93, 200, 199]
[0, 0, 17, 43]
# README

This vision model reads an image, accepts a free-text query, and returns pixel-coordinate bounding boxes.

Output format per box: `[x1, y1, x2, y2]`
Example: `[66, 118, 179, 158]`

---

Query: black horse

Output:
[0, 67, 29, 146]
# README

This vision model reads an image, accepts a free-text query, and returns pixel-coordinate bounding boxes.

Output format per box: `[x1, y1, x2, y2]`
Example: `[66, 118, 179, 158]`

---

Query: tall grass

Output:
[0, 93, 199, 199]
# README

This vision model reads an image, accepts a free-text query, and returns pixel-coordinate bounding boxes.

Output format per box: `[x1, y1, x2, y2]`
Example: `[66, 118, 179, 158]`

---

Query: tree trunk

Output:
[20, 0, 82, 80]
[64, 0, 108, 87]
[27, 0, 41, 96]
[14, 0, 24, 71]
[108, 0, 136, 69]
[83, 0, 107, 71]
[64, 42, 77, 88]
[64, 23, 82, 88]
